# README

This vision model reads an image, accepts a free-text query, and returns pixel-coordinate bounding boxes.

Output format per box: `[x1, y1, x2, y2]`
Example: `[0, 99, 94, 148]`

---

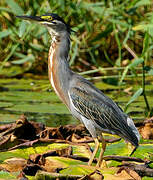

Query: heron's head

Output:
[17, 13, 71, 36]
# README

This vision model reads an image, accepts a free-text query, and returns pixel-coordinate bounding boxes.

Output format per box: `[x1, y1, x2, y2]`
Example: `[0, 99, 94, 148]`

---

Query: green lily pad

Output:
[60, 165, 119, 180]
[142, 177, 153, 180]
[0, 102, 13, 108]
[0, 171, 19, 179]
[95, 81, 124, 90]
[0, 91, 60, 103]
[0, 114, 19, 123]
[0, 143, 69, 162]
[5, 102, 69, 114]
[60, 164, 96, 175]
[0, 66, 28, 77]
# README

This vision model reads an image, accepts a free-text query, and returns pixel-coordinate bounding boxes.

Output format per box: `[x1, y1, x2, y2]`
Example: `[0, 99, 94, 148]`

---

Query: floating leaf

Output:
[0, 102, 13, 108]
[5, 102, 70, 114]
[0, 65, 27, 77]
[0, 171, 18, 179]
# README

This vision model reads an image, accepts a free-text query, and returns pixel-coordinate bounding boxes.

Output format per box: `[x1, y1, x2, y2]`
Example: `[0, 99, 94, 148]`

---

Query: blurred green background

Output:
[0, 3, 153, 179]
[0, 0, 152, 77]
[0, 0, 153, 117]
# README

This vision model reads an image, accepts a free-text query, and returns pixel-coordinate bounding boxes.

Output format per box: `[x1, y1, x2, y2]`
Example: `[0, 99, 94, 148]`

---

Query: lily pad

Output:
[0, 171, 19, 179]
[5, 102, 69, 114]
[0, 102, 13, 108]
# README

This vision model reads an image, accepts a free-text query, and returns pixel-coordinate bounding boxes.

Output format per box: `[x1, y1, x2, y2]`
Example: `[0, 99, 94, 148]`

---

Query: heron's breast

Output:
[48, 46, 68, 106]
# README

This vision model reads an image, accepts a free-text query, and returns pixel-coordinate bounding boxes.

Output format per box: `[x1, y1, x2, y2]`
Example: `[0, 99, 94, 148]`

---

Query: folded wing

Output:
[69, 85, 139, 147]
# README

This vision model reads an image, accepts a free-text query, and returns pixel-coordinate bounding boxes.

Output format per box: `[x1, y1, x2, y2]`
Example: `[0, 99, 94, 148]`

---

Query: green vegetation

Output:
[0, 0, 153, 115]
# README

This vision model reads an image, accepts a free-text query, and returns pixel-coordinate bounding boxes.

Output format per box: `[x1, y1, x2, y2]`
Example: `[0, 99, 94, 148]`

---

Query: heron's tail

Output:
[126, 116, 140, 155]
[127, 117, 140, 143]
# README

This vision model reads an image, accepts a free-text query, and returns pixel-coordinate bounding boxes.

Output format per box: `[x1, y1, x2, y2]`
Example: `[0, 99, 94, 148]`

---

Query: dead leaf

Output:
[25, 146, 73, 174]
[0, 158, 27, 172]
[124, 87, 133, 95]
[0, 115, 44, 151]
[79, 170, 104, 180]
[139, 122, 153, 139]
[117, 166, 141, 180]
[116, 169, 137, 179]
[39, 127, 64, 140]
[118, 162, 153, 178]
[0, 124, 12, 133]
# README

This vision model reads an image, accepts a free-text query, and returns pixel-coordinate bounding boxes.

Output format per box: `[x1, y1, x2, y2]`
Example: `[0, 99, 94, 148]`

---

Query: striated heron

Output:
[17, 14, 140, 167]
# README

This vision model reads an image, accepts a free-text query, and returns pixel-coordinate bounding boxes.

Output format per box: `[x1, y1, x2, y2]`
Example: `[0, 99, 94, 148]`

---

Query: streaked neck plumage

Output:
[48, 29, 72, 107]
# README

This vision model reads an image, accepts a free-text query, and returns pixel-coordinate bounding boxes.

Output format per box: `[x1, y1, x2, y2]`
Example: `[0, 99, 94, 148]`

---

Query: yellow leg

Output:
[88, 138, 99, 166]
[96, 134, 106, 167]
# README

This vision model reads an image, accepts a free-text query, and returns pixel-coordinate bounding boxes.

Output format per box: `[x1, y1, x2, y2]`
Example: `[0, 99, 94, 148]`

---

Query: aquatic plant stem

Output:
[142, 61, 150, 113]
[124, 43, 150, 114]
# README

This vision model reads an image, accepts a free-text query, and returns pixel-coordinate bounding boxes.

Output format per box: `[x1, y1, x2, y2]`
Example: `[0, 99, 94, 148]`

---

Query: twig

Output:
[64, 155, 148, 164]
[103, 155, 148, 163]
[118, 162, 153, 177]
[86, 73, 152, 80]
[124, 44, 138, 59]
[142, 61, 150, 112]
[7, 139, 39, 151]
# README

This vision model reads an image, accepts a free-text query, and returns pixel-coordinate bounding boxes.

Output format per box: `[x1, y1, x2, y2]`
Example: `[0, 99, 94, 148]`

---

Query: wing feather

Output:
[69, 86, 138, 146]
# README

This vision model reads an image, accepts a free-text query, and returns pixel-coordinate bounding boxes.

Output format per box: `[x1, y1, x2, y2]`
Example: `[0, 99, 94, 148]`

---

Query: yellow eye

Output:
[41, 16, 53, 21]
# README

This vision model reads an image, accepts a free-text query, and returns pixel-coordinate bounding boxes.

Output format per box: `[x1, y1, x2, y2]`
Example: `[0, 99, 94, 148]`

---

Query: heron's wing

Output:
[69, 86, 138, 146]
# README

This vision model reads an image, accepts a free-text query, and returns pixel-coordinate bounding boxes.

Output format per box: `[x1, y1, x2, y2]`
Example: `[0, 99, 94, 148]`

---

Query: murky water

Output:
[0, 78, 152, 126]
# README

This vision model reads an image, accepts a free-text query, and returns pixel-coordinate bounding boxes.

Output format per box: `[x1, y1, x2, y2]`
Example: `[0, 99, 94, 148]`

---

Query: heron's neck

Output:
[48, 31, 72, 106]
[52, 31, 70, 59]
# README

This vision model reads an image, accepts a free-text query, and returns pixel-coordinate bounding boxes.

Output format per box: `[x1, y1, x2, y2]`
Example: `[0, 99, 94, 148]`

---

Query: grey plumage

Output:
[68, 75, 140, 147]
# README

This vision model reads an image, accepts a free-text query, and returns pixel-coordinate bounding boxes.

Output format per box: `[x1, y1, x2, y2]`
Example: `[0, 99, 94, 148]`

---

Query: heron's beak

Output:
[16, 15, 43, 22]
